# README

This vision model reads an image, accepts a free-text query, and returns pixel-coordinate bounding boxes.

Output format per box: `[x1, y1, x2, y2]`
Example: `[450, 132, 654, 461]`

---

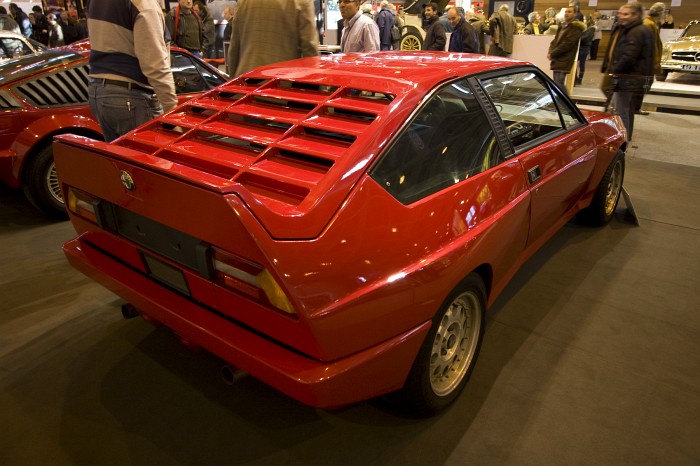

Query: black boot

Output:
[574, 73, 584, 86]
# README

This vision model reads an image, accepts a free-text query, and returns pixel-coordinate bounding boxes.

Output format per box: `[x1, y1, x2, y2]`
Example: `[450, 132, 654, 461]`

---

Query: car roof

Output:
[250, 51, 529, 95]
[117, 52, 533, 239]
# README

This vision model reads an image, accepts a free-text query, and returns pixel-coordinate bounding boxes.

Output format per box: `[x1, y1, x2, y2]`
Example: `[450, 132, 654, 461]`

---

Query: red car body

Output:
[0, 41, 227, 216]
[54, 52, 627, 412]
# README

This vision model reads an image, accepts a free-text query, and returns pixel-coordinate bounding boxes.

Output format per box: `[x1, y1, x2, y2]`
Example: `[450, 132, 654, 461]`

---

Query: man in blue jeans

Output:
[87, 0, 177, 142]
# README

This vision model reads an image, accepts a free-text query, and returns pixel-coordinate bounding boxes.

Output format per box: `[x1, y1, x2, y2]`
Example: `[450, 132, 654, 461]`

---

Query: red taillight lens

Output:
[211, 248, 295, 314]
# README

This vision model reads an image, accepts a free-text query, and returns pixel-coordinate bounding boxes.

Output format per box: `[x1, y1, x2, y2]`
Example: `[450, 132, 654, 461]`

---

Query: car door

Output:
[478, 69, 597, 249]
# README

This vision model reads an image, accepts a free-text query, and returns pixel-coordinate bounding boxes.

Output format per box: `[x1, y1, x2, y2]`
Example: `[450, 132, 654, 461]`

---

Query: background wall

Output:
[524, 1, 698, 27]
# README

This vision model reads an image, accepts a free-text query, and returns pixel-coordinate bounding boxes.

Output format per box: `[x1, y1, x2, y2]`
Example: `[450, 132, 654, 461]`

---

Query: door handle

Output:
[528, 165, 541, 184]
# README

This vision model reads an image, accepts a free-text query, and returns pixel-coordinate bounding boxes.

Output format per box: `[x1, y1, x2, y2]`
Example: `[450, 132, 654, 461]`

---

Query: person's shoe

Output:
[639, 110, 650, 115]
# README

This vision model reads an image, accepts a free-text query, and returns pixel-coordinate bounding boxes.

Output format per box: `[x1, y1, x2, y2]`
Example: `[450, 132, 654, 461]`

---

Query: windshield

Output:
[0, 51, 85, 85]
[682, 23, 700, 38]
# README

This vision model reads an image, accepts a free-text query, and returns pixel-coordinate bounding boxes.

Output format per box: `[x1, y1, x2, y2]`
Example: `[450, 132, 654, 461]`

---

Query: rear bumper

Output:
[64, 236, 430, 408]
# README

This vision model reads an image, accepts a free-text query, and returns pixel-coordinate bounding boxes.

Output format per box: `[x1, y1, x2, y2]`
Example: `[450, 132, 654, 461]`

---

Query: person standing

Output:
[575, 16, 596, 85]
[87, 0, 177, 142]
[165, 0, 203, 57]
[466, 9, 489, 54]
[228, 0, 319, 77]
[0, 6, 20, 35]
[644, 3, 665, 79]
[635, 2, 666, 115]
[46, 13, 64, 47]
[193, 1, 215, 58]
[31, 5, 49, 45]
[590, 12, 603, 60]
[523, 11, 548, 35]
[488, 4, 517, 57]
[223, 5, 235, 44]
[547, 6, 585, 93]
[9, 3, 32, 38]
[601, 2, 653, 140]
[375, 1, 395, 51]
[446, 7, 478, 53]
[421, 2, 445, 51]
[339, 0, 379, 53]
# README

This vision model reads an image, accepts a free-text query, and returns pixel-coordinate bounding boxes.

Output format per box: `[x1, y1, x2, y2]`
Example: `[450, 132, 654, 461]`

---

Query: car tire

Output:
[577, 151, 625, 226]
[23, 145, 67, 219]
[400, 32, 423, 51]
[395, 273, 486, 416]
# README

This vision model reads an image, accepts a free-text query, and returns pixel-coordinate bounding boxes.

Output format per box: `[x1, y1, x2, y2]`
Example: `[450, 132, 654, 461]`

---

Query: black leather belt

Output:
[90, 78, 153, 94]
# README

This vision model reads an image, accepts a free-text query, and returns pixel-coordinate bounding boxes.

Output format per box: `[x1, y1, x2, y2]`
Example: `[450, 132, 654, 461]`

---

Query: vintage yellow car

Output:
[659, 20, 700, 81]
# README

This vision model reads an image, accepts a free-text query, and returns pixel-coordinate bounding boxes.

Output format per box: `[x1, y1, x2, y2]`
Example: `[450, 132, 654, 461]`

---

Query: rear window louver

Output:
[118, 77, 391, 209]
[14, 64, 89, 108]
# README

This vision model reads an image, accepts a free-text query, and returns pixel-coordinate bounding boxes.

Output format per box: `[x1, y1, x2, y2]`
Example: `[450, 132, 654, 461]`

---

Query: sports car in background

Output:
[0, 42, 227, 217]
[54, 52, 627, 415]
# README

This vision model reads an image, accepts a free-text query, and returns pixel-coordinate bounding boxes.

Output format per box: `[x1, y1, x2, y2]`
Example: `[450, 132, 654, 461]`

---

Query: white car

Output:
[0, 31, 46, 61]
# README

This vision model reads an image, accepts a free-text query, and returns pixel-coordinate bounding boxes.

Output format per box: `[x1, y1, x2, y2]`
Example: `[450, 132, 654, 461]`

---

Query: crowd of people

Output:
[0, 3, 88, 47]
[4, 0, 667, 144]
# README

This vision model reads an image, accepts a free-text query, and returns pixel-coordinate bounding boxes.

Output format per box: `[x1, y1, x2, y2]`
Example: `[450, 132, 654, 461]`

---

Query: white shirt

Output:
[341, 11, 380, 52]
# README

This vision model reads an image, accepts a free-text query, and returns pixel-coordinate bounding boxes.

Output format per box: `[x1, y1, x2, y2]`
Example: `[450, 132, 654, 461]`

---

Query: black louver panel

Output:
[15, 65, 89, 107]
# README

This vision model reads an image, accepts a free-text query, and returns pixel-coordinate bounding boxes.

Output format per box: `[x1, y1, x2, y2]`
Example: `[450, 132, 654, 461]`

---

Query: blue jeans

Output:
[88, 82, 164, 142]
[611, 91, 633, 141]
[553, 71, 568, 94]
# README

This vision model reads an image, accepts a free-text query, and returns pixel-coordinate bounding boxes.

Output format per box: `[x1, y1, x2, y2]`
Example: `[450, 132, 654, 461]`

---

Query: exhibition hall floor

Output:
[2, 95, 700, 464]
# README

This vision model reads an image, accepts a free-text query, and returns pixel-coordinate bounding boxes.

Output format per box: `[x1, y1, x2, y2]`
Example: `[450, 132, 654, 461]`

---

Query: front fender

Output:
[13, 110, 102, 182]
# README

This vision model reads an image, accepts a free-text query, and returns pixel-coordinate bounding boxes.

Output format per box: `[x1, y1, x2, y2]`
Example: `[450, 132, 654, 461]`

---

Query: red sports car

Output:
[54, 52, 627, 415]
[0, 42, 227, 217]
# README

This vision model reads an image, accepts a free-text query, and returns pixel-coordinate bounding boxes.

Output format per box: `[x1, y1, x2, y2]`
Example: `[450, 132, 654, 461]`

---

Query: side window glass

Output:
[480, 71, 574, 149]
[371, 79, 502, 204]
[170, 53, 224, 94]
[0, 39, 22, 58]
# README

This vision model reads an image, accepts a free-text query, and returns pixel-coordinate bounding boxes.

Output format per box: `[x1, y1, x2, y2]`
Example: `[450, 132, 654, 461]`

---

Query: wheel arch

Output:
[15, 115, 103, 184]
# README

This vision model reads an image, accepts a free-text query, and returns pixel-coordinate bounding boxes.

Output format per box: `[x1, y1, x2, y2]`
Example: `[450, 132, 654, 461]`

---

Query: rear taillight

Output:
[211, 248, 295, 314]
[66, 187, 98, 223]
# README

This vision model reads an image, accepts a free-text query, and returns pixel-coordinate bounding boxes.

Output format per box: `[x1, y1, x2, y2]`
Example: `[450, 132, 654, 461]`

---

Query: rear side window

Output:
[479, 71, 581, 149]
[371, 79, 502, 204]
[171, 53, 226, 94]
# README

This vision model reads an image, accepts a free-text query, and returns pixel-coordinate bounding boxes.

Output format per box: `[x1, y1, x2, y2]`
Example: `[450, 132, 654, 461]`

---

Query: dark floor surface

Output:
[1, 96, 700, 465]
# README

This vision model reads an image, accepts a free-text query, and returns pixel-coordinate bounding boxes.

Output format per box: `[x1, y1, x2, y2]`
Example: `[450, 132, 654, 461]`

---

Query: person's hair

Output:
[425, 2, 440, 13]
[648, 2, 666, 18]
[528, 11, 538, 22]
[32, 5, 43, 14]
[0, 6, 6, 14]
[498, 4, 509, 12]
[380, 0, 389, 7]
[622, 2, 644, 17]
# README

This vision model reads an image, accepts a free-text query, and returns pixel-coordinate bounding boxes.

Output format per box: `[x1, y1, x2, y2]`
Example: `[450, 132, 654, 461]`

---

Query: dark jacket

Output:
[602, 17, 654, 91]
[548, 20, 585, 72]
[579, 25, 595, 49]
[468, 18, 489, 54]
[375, 7, 395, 48]
[448, 17, 478, 53]
[165, 6, 203, 52]
[422, 15, 446, 51]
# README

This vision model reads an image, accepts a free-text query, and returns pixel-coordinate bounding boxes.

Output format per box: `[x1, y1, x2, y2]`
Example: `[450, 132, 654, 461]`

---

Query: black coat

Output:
[422, 15, 446, 51]
[602, 18, 654, 91]
[448, 18, 478, 53]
